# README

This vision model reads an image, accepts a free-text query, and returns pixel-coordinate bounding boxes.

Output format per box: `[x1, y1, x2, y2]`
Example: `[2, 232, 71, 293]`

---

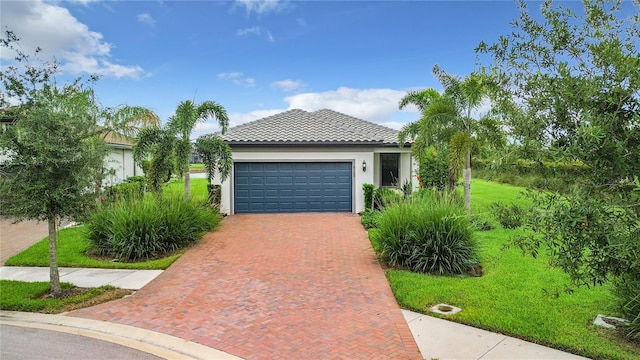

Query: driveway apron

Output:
[69, 213, 421, 359]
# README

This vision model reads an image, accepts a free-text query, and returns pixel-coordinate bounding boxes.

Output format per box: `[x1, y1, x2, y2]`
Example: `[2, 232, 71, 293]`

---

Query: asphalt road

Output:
[0, 324, 163, 360]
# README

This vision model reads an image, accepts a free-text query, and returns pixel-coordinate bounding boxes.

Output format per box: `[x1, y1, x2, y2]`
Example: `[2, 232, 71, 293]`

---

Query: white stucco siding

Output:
[216, 147, 377, 215]
[103, 146, 140, 187]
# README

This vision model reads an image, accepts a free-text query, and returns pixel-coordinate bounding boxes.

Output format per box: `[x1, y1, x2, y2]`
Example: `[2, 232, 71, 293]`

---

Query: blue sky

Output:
[2, 0, 634, 138]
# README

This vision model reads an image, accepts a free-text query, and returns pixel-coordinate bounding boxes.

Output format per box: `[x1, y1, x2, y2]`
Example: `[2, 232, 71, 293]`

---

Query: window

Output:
[380, 153, 399, 187]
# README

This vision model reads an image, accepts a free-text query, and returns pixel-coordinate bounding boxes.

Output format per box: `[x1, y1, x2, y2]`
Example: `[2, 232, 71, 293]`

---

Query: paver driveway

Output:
[70, 213, 421, 359]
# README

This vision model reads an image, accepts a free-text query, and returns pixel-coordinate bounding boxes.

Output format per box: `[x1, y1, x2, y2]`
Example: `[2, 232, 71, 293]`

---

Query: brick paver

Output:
[1, 219, 71, 264]
[1, 219, 49, 264]
[69, 213, 421, 359]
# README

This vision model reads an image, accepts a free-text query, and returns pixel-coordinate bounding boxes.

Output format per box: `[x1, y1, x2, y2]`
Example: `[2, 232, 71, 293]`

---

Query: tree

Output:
[398, 67, 491, 212]
[133, 126, 177, 194]
[195, 134, 233, 206]
[94, 105, 160, 192]
[168, 100, 229, 200]
[478, 0, 640, 339]
[1, 32, 107, 297]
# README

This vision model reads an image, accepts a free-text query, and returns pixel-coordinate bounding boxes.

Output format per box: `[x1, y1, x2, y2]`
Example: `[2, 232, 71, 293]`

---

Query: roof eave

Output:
[226, 140, 387, 147]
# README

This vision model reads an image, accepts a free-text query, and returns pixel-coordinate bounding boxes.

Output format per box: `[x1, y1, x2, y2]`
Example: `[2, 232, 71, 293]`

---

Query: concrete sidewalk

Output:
[0, 266, 162, 290]
[403, 310, 589, 360]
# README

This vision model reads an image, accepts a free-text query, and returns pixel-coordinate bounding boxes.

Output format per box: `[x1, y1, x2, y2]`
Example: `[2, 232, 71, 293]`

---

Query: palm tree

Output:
[399, 65, 490, 212]
[134, 126, 176, 194]
[195, 134, 233, 206]
[167, 100, 229, 200]
[96, 105, 159, 191]
[101, 105, 160, 138]
[433, 65, 487, 213]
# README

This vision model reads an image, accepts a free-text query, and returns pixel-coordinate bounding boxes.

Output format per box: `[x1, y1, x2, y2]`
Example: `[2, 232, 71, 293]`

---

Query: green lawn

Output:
[5, 226, 181, 269]
[5, 178, 210, 270]
[0, 280, 131, 313]
[163, 177, 208, 201]
[382, 179, 640, 360]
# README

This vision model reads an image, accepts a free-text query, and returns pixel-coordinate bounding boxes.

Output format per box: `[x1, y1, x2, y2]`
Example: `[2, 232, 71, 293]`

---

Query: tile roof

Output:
[220, 109, 404, 146]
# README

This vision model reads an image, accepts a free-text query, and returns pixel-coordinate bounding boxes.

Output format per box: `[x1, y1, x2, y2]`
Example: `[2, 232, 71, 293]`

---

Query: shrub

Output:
[126, 175, 146, 184]
[363, 183, 374, 210]
[490, 201, 526, 229]
[418, 146, 449, 191]
[103, 181, 145, 203]
[207, 184, 222, 208]
[86, 195, 220, 261]
[614, 277, 640, 343]
[373, 192, 478, 275]
[469, 213, 494, 231]
[360, 209, 381, 229]
[373, 187, 402, 211]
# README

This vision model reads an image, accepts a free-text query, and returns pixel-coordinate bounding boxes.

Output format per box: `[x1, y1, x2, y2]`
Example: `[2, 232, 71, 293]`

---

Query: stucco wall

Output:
[214, 146, 412, 215]
[103, 146, 142, 187]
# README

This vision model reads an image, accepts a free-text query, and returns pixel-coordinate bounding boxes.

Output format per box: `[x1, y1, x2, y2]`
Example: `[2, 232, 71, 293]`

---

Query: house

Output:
[1, 114, 140, 188]
[102, 131, 144, 187]
[214, 109, 416, 214]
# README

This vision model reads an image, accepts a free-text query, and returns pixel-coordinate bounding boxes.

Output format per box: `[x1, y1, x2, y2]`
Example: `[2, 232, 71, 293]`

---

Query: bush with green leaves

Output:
[363, 183, 374, 210]
[86, 196, 220, 261]
[360, 209, 381, 230]
[490, 201, 526, 229]
[103, 181, 145, 203]
[469, 213, 494, 231]
[418, 146, 449, 191]
[372, 191, 478, 275]
[373, 187, 402, 211]
[614, 277, 640, 343]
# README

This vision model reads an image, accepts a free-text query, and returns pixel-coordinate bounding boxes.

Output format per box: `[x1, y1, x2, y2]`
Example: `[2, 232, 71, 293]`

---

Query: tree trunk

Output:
[463, 149, 472, 214]
[48, 216, 62, 297]
[184, 167, 191, 201]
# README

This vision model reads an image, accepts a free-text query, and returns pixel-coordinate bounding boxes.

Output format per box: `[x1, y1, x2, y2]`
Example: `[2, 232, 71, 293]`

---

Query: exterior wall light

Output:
[362, 160, 367, 172]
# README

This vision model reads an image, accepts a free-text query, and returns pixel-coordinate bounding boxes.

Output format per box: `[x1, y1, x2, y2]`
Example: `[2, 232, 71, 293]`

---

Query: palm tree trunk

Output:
[48, 216, 62, 297]
[463, 148, 471, 214]
[184, 167, 191, 201]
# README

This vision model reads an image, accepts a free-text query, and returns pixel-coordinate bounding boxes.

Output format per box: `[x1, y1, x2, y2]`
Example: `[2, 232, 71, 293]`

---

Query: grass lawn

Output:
[0, 280, 132, 313]
[5, 178, 211, 270]
[4, 226, 181, 269]
[164, 177, 208, 201]
[379, 178, 640, 360]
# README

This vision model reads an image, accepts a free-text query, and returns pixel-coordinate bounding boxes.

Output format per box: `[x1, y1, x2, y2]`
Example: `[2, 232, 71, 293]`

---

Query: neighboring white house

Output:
[214, 109, 416, 215]
[1, 117, 141, 188]
[102, 131, 143, 187]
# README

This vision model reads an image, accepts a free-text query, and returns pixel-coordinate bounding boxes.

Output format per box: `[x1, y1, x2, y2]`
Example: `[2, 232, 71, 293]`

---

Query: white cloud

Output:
[137, 13, 156, 26]
[216, 72, 243, 79]
[284, 87, 411, 122]
[66, 0, 101, 5]
[235, 0, 288, 15]
[216, 72, 256, 88]
[0, 0, 144, 79]
[236, 26, 274, 42]
[237, 26, 261, 36]
[193, 109, 284, 138]
[379, 121, 406, 131]
[271, 79, 305, 92]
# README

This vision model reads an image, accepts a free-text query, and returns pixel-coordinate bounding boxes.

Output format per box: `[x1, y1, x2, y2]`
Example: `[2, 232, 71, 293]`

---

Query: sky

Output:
[1, 0, 636, 139]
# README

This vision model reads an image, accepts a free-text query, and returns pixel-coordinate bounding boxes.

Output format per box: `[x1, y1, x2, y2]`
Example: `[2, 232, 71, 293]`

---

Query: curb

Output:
[0, 311, 243, 360]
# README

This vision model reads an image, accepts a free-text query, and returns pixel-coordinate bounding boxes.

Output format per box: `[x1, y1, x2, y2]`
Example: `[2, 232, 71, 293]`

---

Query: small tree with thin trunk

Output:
[1, 31, 108, 297]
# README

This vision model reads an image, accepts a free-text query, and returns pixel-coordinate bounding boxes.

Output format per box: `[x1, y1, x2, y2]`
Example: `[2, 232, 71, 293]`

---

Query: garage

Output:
[234, 162, 352, 213]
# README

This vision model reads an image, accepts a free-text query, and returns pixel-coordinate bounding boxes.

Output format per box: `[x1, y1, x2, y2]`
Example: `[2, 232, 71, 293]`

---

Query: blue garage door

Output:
[234, 162, 352, 213]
